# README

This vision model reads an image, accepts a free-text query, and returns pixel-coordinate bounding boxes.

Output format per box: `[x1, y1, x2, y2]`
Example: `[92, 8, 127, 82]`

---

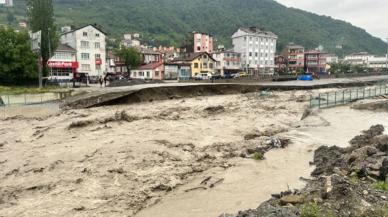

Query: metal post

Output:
[24, 94, 27, 105]
[7, 95, 10, 105]
[356, 89, 359, 99]
[342, 90, 345, 104]
[318, 93, 321, 108]
[350, 90, 352, 101]
[327, 93, 329, 107]
[363, 88, 365, 99]
[335, 91, 337, 106]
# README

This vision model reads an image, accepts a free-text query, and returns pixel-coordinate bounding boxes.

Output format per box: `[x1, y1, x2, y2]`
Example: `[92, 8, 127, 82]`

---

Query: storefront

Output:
[47, 44, 79, 82]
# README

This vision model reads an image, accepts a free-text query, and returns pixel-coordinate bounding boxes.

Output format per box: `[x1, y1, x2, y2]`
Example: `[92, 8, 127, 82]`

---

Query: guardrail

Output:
[309, 84, 388, 109]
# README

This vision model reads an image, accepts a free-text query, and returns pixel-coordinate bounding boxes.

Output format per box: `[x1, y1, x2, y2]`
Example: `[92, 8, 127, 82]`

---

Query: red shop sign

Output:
[96, 59, 102, 65]
[48, 61, 79, 69]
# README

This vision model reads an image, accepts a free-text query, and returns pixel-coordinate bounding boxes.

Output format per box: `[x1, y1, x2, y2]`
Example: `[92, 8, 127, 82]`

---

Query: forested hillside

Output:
[1, 0, 386, 55]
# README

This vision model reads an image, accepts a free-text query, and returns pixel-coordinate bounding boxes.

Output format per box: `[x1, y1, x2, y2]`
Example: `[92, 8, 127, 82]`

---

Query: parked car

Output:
[211, 74, 222, 80]
[194, 74, 204, 80]
[297, 74, 314, 81]
[239, 72, 248, 77]
[222, 73, 235, 79]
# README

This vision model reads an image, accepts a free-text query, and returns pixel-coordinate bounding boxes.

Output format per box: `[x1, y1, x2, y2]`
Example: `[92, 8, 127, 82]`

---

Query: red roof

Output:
[136, 62, 163, 70]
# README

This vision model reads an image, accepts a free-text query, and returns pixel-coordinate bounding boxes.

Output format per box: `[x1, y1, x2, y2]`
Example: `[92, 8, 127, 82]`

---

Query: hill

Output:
[1, 0, 386, 55]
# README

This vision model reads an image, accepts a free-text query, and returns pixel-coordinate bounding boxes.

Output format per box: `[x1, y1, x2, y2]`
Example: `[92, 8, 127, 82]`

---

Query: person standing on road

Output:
[99, 76, 103, 87]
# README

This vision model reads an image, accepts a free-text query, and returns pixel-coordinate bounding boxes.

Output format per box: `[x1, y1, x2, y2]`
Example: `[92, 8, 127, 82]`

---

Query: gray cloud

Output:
[276, 0, 388, 40]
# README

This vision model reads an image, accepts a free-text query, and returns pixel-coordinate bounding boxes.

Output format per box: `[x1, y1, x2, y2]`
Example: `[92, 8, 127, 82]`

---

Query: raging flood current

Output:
[135, 106, 388, 217]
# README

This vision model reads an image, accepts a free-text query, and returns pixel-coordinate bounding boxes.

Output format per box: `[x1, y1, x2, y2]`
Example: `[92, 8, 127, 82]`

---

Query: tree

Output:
[115, 47, 142, 77]
[26, 0, 58, 86]
[6, 12, 15, 25]
[0, 27, 38, 85]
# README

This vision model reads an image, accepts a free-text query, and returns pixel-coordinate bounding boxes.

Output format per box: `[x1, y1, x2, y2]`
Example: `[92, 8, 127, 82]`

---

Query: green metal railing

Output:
[310, 84, 388, 109]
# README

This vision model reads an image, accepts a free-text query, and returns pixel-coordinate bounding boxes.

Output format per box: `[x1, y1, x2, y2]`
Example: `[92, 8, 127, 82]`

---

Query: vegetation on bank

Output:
[0, 86, 60, 94]
[0, 27, 38, 85]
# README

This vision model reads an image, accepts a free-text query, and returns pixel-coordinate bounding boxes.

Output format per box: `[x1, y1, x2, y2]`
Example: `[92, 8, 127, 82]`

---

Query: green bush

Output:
[301, 203, 321, 217]
[252, 152, 264, 160]
[373, 181, 388, 191]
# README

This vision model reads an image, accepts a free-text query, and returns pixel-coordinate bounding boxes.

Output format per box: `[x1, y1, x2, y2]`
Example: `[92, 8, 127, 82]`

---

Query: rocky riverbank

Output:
[222, 125, 388, 217]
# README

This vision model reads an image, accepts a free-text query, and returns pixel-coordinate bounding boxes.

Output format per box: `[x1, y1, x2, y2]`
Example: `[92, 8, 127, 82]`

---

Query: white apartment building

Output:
[367, 55, 388, 69]
[232, 27, 278, 74]
[60, 24, 107, 79]
[212, 50, 242, 76]
[344, 52, 374, 65]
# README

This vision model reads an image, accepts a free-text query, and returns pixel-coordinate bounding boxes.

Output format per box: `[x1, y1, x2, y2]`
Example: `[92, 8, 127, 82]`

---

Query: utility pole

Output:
[386, 38, 388, 72]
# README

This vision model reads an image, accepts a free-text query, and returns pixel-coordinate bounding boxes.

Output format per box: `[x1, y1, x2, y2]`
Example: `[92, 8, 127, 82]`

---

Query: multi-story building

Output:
[232, 27, 278, 75]
[304, 50, 327, 73]
[344, 52, 374, 65]
[212, 50, 242, 76]
[60, 24, 107, 80]
[139, 48, 161, 64]
[106, 51, 127, 75]
[121, 33, 141, 48]
[367, 55, 388, 69]
[182, 32, 214, 53]
[0, 0, 13, 7]
[47, 44, 78, 82]
[172, 52, 216, 78]
[282, 43, 304, 72]
[325, 54, 339, 64]
[274, 55, 287, 73]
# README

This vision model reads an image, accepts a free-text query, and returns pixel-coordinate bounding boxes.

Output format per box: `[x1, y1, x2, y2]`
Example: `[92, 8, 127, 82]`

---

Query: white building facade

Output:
[232, 27, 277, 74]
[344, 52, 374, 65]
[212, 50, 242, 76]
[367, 55, 388, 69]
[60, 25, 107, 80]
[47, 44, 78, 82]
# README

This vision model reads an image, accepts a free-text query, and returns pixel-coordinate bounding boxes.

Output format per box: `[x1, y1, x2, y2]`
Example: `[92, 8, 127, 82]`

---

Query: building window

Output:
[203, 63, 208, 68]
[81, 53, 90, 60]
[249, 52, 252, 57]
[209, 63, 213, 69]
[146, 71, 150, 78]
[83, 32, 88, 37]
[96, 33, 100, 37]
[95, 42, 100, 49]
[132, 71, 137, 77]
[96, 64, 101, 70]
[81, 41, 89, 48]
[95, 54, 101, 59]
[155, 71, 160, 77]
[194, 63, 199, 69]
[81, 64, 90, 71]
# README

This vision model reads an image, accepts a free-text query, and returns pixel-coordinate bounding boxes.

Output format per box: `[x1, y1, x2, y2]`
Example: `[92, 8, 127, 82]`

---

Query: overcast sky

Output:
[276, 0, 388, 40]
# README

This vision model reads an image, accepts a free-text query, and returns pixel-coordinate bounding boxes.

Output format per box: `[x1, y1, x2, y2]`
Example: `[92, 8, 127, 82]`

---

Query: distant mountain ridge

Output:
[1, 0, 386, 55]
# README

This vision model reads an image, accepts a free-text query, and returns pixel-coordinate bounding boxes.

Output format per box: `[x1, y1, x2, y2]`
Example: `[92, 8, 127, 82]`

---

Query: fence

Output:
[0, 92, 71, 106]
[310, 84, 388, 109]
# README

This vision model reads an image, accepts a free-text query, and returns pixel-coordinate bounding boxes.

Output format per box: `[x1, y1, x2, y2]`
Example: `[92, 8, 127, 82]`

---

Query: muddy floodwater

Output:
[1, 90, 387, 217]
[136, 107, 388, 217]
